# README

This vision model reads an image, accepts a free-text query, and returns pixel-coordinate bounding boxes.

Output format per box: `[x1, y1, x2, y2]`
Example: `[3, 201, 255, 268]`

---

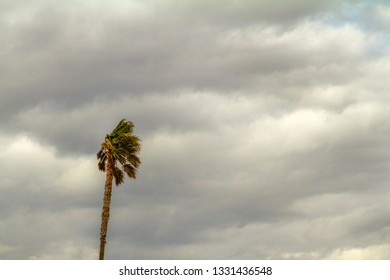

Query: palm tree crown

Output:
[97, 119, 141, 186]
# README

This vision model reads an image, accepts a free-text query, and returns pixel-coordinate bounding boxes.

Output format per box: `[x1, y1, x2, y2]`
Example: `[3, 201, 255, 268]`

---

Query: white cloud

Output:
[327, 244, 390, 260]
[0, 136, 58, 189]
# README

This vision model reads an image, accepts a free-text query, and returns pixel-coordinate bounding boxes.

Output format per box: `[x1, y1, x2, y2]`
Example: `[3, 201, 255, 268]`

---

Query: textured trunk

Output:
[99, 159, 114, 260]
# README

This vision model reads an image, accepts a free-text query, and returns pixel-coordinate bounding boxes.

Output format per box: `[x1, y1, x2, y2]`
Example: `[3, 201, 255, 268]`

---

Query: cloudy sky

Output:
[1, 0, 390, 260]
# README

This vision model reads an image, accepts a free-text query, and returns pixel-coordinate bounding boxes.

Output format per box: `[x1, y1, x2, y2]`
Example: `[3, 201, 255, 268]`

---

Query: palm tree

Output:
[97, 119, 141, 260]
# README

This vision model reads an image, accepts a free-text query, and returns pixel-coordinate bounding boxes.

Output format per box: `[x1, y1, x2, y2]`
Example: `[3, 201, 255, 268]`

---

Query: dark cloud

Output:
[0, 0, 373, 118]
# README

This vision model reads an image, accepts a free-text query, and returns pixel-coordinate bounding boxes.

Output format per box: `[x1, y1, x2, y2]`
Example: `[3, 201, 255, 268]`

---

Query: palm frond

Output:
[109, 119, 134, 140]
[123, 164, 137, 179]
[113, 167, 124, 186]
[98, 158, 106, 172]
[125, 154, 141, 168]
[97, 149, 106, 172]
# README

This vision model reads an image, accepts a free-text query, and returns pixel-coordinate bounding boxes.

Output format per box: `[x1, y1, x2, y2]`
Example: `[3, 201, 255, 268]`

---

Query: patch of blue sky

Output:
[321, 0, 390, 57]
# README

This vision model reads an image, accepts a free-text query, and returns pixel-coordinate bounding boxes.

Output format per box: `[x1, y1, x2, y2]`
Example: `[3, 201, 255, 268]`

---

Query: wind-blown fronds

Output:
[97, 119, 141, 186]
[113, 167, 124, 186]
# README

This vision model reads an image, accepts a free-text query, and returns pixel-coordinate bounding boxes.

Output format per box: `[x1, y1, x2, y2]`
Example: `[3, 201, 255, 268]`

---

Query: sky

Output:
[0, 0, 389, 260]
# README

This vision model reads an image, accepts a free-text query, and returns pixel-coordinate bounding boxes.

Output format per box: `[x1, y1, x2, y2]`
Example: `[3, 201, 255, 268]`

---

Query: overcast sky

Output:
[1, 0, 390, 260]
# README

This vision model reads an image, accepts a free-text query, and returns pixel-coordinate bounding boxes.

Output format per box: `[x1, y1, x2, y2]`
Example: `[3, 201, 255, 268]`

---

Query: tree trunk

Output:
[99, 160, 114, 260]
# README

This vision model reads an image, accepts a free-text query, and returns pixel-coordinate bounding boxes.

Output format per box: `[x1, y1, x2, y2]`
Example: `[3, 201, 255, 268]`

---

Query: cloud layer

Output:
[1, 0, 389, 259]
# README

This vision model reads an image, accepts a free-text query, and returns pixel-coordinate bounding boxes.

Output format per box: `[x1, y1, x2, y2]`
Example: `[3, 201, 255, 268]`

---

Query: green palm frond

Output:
[123, 164, 137, 179]
[109, 119, 134, 141]
[113, 167, 125, 186]
[98, 157, 106, 171]
[125, 154, 140, 168]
